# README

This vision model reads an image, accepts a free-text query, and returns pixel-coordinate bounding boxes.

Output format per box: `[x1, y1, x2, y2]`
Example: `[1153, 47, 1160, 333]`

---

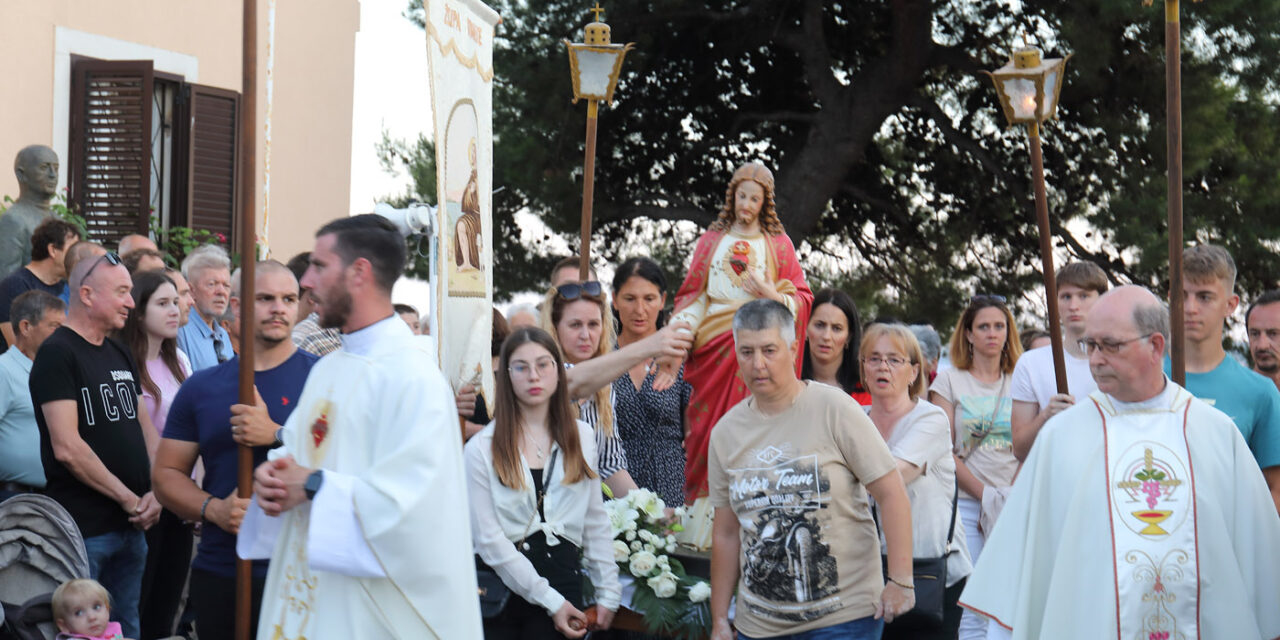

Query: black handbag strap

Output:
[871, 472, 960, 549]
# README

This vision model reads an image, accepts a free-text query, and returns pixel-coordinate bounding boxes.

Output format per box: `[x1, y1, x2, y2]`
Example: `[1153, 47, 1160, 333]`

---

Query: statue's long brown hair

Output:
[708, 175, 785, 236]
[491, 327, 596, 490]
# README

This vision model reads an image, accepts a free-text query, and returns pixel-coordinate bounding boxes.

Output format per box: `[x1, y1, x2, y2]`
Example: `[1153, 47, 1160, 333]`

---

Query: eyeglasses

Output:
[1078, 334, 1153, 355]
[862, 355, 912, 369]
[509, 358, 557, 378]
[969, 294, 1007, 305]
[556, 281, 603, 301]
[82, 252, 121, 282]
[213, 335, 229, 363]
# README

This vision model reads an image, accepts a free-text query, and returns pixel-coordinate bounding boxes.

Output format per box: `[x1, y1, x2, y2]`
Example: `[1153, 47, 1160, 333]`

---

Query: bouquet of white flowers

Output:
[602, 488, 711, 638]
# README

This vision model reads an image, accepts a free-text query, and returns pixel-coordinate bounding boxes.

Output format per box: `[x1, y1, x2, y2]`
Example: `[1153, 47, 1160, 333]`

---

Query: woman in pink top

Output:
[120, 268, 192, 639]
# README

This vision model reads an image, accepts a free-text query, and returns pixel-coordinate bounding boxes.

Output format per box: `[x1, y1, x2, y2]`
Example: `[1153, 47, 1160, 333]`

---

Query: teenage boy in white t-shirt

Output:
[1010, 262, 1108, 461]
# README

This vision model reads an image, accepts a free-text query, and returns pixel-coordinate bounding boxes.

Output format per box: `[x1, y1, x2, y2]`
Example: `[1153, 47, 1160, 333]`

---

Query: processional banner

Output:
[425, 0, 499, 404]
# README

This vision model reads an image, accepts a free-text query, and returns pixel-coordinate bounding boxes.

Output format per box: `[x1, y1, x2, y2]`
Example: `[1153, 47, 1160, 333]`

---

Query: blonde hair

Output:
[540, 287, 617, 436]
[947, 298, 1022, 374]
[860, 324, 928, 400]
[52, 579, 110, 622]
[1183, 244, 1237, 291]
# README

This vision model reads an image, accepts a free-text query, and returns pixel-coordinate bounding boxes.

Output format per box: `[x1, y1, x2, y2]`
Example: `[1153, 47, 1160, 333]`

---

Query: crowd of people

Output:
[0, 160, 1278, 640]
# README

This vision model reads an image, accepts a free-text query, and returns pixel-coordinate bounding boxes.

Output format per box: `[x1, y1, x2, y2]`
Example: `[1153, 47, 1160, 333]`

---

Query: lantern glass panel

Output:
[1002, 77, 1038, 120]
[574, 49, 620, 98]
[1041, 70, 1059, 118]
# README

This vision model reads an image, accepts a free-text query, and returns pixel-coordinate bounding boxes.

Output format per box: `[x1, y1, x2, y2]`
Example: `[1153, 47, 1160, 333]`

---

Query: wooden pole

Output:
[235, 0, 258, 638]
[1166, 0, 1185, 385]
[1028, 121, 1069, 394]
[579, 100, 599, 282]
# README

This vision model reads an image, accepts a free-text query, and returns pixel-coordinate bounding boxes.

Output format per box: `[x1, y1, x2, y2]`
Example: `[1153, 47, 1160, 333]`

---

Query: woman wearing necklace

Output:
[927, 295, 1021, 640]
[466, 327, 621, 638]
[802, 288, 870, 404]
[863, 324, 972, 639]
[610, 257, 692, 508]
[667, 162, 813, 513]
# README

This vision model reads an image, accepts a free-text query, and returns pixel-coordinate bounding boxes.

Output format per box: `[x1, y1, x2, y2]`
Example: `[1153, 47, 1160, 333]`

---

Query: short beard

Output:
[318, 288, 352, 330]
[1256, 356, 1279, 375]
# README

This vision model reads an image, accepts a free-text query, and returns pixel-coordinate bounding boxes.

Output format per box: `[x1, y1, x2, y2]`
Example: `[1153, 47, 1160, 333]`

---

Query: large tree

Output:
[399, 0, 1279, 328]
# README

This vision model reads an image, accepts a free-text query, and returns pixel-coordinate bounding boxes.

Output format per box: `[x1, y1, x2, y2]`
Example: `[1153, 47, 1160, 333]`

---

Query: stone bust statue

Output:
[0, 145, 60, 277]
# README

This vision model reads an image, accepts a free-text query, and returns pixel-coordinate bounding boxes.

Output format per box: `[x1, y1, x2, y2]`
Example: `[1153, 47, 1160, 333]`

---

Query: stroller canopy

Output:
[0, 494, 89, 605]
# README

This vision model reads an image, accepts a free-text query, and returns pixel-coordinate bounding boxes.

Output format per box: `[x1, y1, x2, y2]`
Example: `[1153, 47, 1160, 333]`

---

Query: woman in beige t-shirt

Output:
[928, 295, 1021, 640]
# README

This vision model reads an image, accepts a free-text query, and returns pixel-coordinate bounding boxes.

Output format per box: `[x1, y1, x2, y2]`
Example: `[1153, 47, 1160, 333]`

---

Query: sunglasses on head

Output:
[556, 281, 603, 301]
[969, 293, 1007, 306]
[82, 252, 122, 282]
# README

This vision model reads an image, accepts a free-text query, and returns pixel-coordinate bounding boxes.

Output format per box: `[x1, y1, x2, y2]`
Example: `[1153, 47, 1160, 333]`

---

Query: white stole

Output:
[1093, 386, 1199, 640]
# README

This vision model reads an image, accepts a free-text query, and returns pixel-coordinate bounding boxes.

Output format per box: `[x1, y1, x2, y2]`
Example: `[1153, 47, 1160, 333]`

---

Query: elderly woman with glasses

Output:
[863, 324, 972, 639]
[928, 295, 1021, 640]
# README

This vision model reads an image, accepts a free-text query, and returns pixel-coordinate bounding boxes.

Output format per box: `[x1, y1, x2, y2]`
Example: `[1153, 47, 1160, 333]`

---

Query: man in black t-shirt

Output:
[0, 217, 78, 353]
[30, 252, 161, 639]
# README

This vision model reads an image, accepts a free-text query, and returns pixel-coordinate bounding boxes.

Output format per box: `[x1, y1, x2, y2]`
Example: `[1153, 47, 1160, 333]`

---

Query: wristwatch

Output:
[273, 427, 284, 448]
[303, 470, 324, 500]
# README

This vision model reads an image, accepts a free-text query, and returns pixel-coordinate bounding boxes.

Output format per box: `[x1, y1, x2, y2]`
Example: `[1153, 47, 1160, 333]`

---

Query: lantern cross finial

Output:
[589, 2, 605, 22]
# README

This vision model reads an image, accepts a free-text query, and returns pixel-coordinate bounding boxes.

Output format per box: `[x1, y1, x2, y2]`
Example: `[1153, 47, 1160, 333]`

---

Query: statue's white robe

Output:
[239, 316, 482, 639]
[959, 380, 1280, 640]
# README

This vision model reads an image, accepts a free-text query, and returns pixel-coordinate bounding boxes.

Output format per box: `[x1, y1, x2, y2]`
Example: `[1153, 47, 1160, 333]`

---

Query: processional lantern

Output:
[983, 46, 1072, 395]
[563, 2, 634, 282]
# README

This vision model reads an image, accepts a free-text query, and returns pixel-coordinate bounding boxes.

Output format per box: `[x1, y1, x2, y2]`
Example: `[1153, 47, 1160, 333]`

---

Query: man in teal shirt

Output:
[0, 291, 64, 493]
[1168, 244, 1280, 514]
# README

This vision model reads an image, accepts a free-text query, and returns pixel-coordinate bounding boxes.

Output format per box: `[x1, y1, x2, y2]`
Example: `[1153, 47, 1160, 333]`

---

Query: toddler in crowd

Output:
[52, 579, 130, 640]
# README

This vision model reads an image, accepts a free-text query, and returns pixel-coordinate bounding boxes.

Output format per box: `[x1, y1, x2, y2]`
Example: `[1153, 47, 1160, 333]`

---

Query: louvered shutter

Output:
[68, 58, 154, 248]
[187, 84, 240, 246]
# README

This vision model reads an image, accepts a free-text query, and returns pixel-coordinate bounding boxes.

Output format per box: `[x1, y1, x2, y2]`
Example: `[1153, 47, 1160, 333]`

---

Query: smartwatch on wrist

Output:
[304, 470, 324, 500]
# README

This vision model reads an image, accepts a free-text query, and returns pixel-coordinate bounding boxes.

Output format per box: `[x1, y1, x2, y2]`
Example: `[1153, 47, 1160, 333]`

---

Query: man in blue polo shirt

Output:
[1169, 244, 1280, 513]
[152, 260, 317, 638]
[175, 244, 234, 370]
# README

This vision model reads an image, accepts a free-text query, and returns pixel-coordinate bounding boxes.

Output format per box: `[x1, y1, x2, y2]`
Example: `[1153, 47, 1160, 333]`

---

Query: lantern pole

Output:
[579, 99, 598, 283]
[235, 0, 258, 638]
[1165, 0, 1186, 385]
[1027, 121, 1069, 394]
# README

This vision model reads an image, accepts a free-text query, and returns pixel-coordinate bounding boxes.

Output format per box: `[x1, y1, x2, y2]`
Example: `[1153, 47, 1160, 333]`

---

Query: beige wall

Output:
[0, 0, 358, 263]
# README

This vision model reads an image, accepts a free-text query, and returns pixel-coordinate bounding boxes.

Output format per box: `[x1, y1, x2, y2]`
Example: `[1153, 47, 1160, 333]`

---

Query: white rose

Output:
[624, 518, 638, 532]
[666, 534, 677, 546]
[666, 543, 677, 554]
[657, 555, 670, 569]
[648, 572, 679, 598]
[630, 540, 643, 552]
[643, 543, 655, 553]
[625, 530, 636, 541]
[613, 540, 631, 563]
[637, 529, 653, 543]
[629, 551, 658, 577]
[688, 581, 711, 603]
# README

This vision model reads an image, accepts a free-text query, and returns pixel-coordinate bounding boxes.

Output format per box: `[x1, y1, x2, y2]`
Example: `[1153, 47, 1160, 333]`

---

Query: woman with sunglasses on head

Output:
[466, 327, 620, 638]
[609, 257, 693, 507]
[667, 162, 813, 517]
[119, 269, 193, 639]
[863, 324, 972, 639]
[802, 288, 870, 405]
[928, 295, 1021, 640]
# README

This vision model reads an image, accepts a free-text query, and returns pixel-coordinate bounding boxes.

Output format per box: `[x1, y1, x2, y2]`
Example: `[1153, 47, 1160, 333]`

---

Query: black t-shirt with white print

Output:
[30, 326, 150, 538]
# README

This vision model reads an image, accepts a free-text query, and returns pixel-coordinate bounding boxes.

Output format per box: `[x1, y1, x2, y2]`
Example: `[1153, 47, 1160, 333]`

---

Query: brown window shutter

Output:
[186, 84, 241, 247]
[68, 57, 154, 248]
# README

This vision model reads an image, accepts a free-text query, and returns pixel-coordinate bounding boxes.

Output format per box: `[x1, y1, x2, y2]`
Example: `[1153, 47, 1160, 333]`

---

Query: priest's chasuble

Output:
[959, 380, 1280, 640]
[239, 316, 482, 639]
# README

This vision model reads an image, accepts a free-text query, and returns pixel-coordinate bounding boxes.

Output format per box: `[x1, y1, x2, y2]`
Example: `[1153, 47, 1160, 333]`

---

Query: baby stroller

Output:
[0, 494, 90, 640]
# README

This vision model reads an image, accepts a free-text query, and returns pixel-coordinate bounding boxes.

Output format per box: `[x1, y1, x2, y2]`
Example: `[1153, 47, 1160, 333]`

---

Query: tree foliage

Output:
[399, 0, 1280, 326]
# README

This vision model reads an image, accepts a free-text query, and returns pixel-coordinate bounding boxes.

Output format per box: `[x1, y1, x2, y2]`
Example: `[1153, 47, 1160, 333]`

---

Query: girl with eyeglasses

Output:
[802, 288, 869, 404]
[862, 324, 972, 639]
[466, 327, 620, 638]
[927, 295, 1022, 640]
[119, 269, 193, 639]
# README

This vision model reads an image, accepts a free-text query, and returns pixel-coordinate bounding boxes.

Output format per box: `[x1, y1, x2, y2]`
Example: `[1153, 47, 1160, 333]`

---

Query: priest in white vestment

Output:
[238, 215, 482, 639]
[959, 286, 1280, 640]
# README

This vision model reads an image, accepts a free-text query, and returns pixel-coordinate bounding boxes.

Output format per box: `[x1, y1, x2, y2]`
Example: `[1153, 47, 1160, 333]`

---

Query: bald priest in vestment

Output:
[959, 286, 1280, 640]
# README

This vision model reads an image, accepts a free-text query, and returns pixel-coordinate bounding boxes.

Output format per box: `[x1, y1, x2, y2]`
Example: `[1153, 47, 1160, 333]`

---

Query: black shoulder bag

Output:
[873, 478, 959, 625]
[475, 449, 558, 618]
